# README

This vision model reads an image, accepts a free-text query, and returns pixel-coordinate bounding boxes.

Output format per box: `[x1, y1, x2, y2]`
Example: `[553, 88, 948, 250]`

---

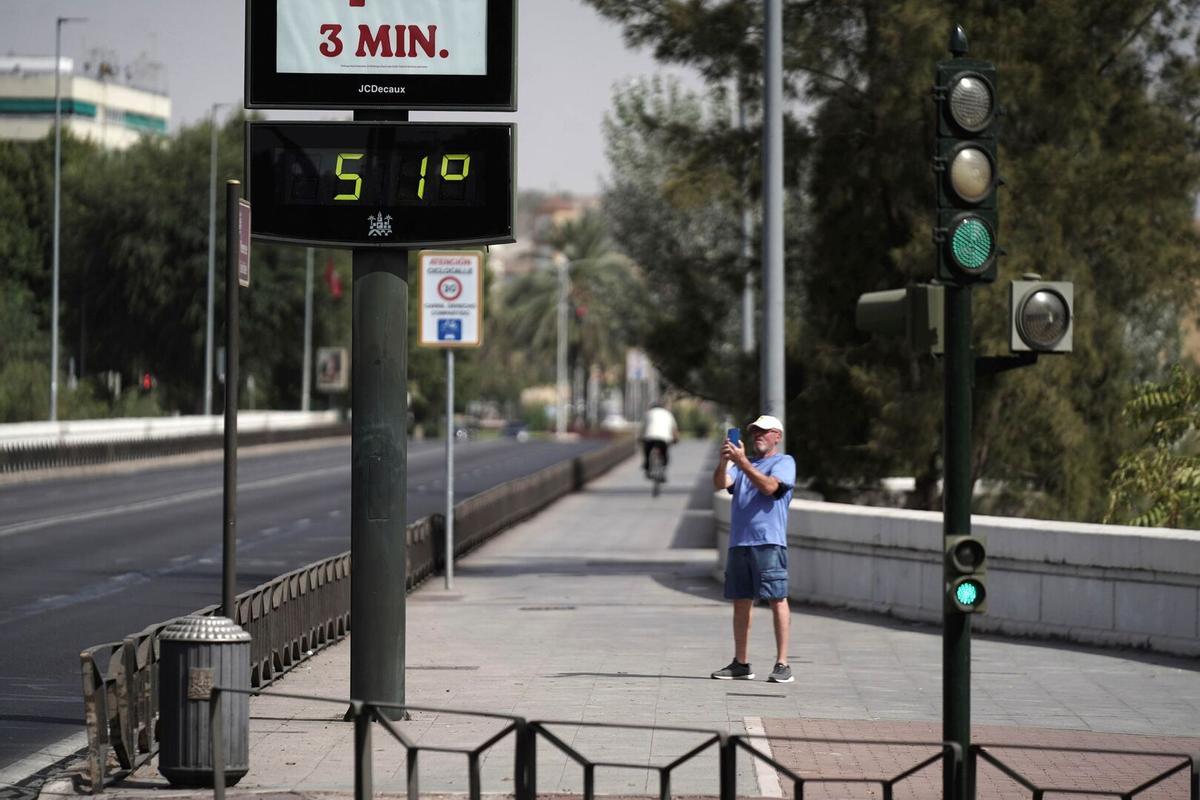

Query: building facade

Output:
[0, 56, 170, 150]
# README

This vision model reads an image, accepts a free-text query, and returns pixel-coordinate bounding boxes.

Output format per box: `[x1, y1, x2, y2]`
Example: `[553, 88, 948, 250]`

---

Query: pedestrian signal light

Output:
[935, 56, 999, 284]
[945, 534, 987, 613]
[1011, 280, 1073, 353]
[952, 578, 985, 610]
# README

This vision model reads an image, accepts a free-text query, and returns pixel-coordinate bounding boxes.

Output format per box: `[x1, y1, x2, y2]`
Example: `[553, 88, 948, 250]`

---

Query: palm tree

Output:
[496, 210, 641, 426]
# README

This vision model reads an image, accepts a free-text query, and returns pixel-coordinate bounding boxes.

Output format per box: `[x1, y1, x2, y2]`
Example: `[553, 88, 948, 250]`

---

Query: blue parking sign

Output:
[438, 319, 463, 341]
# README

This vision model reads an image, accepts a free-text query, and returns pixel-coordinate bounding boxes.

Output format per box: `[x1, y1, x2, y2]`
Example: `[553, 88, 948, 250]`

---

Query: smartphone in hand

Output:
[727, 428, 741, 446]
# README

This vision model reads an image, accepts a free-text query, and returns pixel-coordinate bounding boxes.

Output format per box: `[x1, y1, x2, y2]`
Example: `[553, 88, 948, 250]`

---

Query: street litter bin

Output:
[158, 615, 251, 786]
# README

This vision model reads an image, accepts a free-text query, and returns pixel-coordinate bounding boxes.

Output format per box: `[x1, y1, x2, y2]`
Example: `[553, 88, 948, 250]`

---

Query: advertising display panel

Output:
[246, 0, 516, 110]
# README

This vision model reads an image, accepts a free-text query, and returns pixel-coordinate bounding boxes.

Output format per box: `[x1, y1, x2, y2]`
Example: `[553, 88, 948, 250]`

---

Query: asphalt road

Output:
[0, 434, 605, 771]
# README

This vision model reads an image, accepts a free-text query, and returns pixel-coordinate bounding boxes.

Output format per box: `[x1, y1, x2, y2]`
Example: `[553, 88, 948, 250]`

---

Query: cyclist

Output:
[639, 399, 680, 478]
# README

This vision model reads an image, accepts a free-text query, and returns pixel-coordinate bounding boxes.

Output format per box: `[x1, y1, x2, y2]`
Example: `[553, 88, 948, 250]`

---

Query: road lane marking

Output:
[744, 716, 784, 798]
[0, 465, 347, 539]
[0, 731, 89, 787]
[0, 513, 343, 626]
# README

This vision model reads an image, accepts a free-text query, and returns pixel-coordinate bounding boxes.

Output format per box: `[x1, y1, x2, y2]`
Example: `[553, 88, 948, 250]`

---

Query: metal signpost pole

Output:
[222, 180, 242, 620]
[445, 349, 455, 589]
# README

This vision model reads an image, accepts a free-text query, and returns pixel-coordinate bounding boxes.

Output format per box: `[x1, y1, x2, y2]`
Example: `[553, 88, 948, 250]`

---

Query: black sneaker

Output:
[711, 660, 754, 680]
[768, 662, 794, 683]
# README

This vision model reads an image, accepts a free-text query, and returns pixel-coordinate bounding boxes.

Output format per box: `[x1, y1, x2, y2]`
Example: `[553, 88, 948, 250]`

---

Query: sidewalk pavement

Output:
[48, 439, 1200, 798]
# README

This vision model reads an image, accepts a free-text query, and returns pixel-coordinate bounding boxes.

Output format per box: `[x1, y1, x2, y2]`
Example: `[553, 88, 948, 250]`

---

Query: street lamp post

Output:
[205, 102, 229, 416]
[762, 0, 786, 447]
[555, 254, 569, 437]
[302, 248, 314, 412]
[51, 16, 86, 422]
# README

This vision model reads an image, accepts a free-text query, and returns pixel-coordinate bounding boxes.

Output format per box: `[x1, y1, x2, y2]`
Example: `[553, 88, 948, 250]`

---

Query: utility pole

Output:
[762, 0, 786, 444]
[738, 97, 755, 355]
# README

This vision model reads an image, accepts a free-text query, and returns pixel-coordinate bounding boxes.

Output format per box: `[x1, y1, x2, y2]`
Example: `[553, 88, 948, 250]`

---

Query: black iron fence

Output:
[208, 687, 1198, 800]
[78, 434, 634, 792]
[2, 423, 351, 474]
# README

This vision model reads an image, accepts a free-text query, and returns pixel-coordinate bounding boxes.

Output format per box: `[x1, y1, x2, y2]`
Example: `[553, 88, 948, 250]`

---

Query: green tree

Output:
[1105, 365, 1200, 527]
[589, 0, 1200, 520]
[601, 76, 809, 426]
[0, 113, 360, 420]
[493, 210, 641, 425]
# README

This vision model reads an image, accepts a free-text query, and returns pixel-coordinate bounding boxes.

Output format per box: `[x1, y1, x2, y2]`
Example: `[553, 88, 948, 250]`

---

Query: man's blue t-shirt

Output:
[727, 453, 796, 547]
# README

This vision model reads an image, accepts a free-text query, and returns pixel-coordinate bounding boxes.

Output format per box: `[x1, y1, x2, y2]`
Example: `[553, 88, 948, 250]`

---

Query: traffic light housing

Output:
[855, 283, 944, 355]
[1011, 280, 1073, 353]
[945, 534, 987, 613]
[934, 58, 999, 284]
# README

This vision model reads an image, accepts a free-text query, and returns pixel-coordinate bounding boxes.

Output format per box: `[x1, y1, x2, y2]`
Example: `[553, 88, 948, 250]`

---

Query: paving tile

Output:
[87, 440, 1200, 800]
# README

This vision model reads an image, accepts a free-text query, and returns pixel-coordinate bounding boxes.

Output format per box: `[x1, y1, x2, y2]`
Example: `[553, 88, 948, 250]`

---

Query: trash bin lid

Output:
[158, 614, 251, 643]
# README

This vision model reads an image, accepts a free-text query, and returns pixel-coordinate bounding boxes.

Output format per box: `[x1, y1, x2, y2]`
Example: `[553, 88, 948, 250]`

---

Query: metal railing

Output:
[78, 434, 633, 791]
[3, 423, 349, 474]
[975, 743, 1200, 800]
[208, 687, 1200, 800]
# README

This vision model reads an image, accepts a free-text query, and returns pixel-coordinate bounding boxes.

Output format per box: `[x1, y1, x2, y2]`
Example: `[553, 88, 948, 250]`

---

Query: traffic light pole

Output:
[943, 283, 973, 800]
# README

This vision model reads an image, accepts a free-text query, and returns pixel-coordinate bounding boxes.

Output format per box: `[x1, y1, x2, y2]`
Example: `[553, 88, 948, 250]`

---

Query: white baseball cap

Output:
[748, 414, 784, 433]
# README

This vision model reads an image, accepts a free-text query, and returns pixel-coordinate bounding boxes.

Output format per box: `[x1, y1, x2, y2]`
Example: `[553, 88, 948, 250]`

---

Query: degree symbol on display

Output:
[437, 276, 463, 301]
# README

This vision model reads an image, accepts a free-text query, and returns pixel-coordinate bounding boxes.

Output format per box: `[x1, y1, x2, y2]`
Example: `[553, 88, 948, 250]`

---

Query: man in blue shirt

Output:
[710, 414, 796, 683]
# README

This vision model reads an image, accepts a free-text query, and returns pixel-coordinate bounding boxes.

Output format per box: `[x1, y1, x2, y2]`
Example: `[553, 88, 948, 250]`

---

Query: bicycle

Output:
[647, 445, 666, 497]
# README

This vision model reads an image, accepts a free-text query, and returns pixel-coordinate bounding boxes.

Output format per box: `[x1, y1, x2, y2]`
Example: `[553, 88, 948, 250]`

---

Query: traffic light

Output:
[945, 534, 987, 613]
[934, 48, 999, 284]
[1011, 279, 1073, 353]
[140, 372, 155, 392]
[855, 283, 944, 355]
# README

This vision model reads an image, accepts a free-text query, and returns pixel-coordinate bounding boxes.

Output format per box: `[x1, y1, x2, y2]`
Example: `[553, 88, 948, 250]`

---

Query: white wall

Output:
[0, 411, 341, 447]
[714, 493, 1200, 657]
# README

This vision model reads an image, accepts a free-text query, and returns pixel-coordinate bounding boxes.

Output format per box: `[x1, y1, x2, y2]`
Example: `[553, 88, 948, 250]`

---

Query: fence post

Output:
[719, 735, 737, 800]
[79, 653, 109, 793]
[352, 702, 373, 800]
[116, 638, 138, 767]
[515, 720, 535, 800]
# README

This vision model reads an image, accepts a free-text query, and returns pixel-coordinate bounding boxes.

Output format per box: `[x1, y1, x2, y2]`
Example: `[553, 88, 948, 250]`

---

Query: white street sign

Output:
[419, 250, 483, 348]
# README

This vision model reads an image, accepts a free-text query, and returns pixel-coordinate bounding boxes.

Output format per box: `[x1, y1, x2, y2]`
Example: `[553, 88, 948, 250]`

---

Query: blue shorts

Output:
[724, 544, 789, 600]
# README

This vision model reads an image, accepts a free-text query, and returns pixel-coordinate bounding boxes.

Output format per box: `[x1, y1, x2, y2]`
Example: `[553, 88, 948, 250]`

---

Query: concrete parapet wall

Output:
[713, 493, 1200, 657]
[0, 411, 341, 447]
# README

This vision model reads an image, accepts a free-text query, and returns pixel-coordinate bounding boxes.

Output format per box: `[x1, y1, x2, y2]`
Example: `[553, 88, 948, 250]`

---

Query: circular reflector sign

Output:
[949, 75, 993, 131]
[1018, 289, 1071, 349]
[950, 217, 994, 271]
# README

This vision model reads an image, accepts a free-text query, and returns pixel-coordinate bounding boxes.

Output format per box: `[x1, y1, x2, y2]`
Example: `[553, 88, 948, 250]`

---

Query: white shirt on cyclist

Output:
[640, 406, 679, 443]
